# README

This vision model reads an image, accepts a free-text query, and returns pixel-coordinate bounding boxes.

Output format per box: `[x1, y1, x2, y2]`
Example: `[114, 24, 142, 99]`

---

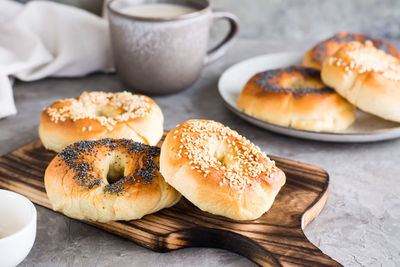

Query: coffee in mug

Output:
[108, 0, 239, 95]
[121, 3, 197, 18]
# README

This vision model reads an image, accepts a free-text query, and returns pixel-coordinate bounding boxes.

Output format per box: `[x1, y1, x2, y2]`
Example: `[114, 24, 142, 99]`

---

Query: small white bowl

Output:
[0, 190, 37, 267]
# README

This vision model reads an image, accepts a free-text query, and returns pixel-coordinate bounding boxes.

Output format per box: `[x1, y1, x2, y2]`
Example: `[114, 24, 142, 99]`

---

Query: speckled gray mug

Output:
[108, 0, 239, 94]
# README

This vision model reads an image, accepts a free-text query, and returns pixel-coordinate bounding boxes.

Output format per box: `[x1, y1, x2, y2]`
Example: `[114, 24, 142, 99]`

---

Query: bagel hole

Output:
[95, 106, 120, 118]
[214, 151, 228, 168]
[106, 159, 125, 184]
[285, 76, 324, 89]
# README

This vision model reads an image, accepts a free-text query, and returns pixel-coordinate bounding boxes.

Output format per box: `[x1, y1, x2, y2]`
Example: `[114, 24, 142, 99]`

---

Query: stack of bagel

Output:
[238, 32, 400, 132]
[41, 91, 286, 222]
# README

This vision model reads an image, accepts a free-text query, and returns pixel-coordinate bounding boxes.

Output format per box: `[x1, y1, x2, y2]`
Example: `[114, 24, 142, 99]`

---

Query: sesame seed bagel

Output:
[321, 41, 400, 123]
[44, 138, 181, 222]
[237, 66, 355, 132]
[303, 32, 400, 70]
[39, 91, 164, 153]
[160, 120, 286, 220]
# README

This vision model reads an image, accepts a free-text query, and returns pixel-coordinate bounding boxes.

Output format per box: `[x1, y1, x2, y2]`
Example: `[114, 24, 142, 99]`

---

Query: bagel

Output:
[160, 119, 286, 220]
[237, 66, 355, 132]
[304, 32, 399, 70]
[321, 41, 400, 122]
[39, 91, 164, 152]
[44, 138, 181, 222]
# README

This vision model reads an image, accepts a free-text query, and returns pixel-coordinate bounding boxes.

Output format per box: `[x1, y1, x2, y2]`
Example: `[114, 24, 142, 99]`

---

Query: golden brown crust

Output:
[304, 32, 400, 70]
[44, 138, 181, 222]
[39, 91, 164, 152]
[160, 119, 286, 220]
[237, 66, 355, 132]
[321, 41, 400, 122]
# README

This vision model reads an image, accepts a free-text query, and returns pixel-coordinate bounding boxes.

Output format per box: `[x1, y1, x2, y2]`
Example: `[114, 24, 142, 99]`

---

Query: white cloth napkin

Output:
[0, 0, 114, 118]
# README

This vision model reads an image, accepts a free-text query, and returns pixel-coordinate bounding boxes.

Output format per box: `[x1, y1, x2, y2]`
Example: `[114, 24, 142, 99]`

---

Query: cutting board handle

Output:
[166, 227, 281, 266]
[162, 187, 341, 266]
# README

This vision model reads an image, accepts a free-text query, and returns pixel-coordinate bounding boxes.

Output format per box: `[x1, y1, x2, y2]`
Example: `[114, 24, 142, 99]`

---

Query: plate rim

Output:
[218, 51, 400, 142]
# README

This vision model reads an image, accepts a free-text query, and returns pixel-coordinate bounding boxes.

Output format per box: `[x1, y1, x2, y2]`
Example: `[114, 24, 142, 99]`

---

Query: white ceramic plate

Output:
[218, 51, 400, 142]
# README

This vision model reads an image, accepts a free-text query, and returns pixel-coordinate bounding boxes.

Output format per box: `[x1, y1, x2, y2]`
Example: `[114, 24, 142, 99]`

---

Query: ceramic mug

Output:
[107, 0, 239, 94]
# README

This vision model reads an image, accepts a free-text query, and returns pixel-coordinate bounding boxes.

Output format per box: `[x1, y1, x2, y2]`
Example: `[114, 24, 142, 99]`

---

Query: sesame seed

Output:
[172, 120, 278, 189]
[45, 91, 154, 130]
[329, 41, 400, 80]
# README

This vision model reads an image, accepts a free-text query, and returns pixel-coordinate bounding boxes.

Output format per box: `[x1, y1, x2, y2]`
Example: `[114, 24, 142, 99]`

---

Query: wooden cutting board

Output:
[0, 132, 341, 267]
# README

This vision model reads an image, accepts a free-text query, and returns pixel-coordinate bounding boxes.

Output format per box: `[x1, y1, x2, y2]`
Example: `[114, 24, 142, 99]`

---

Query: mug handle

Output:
[204, 11, 240, 65]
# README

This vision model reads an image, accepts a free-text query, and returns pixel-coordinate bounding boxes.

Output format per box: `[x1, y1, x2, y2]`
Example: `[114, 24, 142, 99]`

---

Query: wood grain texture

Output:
[0, 132, 341, 267]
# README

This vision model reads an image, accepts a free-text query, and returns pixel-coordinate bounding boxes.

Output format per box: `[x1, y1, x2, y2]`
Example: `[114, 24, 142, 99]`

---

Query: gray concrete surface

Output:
[1, 38, 399, 266]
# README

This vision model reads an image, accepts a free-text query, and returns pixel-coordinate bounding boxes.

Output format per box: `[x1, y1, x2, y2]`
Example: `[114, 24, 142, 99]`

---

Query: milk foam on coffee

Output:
[121, 3, 197, 18]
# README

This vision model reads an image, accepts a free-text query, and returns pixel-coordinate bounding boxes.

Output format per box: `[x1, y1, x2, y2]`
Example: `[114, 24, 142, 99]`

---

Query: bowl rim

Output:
[0, 189, 36, 243]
